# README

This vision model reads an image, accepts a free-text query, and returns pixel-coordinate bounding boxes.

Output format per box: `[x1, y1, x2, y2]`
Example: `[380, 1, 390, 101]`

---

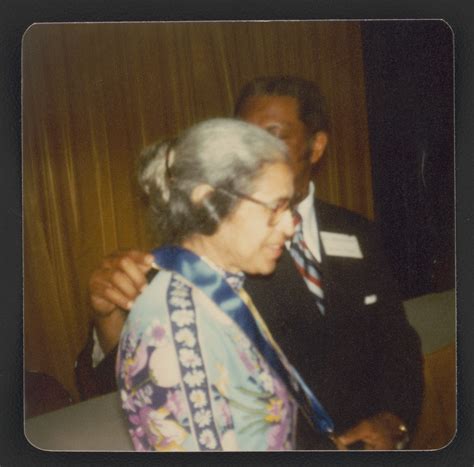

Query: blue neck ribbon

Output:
[153, 245, 335, 436]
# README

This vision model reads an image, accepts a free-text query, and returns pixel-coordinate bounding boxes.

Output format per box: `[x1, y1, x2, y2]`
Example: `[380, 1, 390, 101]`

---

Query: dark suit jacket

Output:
[245, 198, 424, 448]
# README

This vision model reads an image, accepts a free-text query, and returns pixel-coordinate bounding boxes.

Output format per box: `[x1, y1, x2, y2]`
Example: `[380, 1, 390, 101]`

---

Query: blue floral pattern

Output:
[167, 276, 222, 450]
[117, 268, 296, 451]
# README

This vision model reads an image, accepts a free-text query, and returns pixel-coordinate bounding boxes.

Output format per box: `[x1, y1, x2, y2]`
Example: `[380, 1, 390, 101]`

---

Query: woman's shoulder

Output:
[124, 270, 211, 327]
[124, 269, 176, 330]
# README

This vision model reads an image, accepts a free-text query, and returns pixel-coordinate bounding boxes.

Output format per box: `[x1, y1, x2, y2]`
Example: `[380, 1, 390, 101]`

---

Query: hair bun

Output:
[138, 140, 172, 201]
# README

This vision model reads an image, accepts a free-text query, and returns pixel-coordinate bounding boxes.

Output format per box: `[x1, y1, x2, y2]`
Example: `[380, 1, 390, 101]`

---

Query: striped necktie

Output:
[288, 212, 325, 315]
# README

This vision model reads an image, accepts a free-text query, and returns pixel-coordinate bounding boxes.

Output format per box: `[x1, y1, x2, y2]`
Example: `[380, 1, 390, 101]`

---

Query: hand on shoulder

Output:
[89, 249, 154, 316]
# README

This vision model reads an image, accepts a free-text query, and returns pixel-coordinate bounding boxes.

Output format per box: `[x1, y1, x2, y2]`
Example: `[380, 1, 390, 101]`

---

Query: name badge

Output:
[320, 232, 363, 258]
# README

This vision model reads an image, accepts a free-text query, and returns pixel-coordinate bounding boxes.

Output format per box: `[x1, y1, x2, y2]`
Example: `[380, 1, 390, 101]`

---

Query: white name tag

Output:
[320, 232, 363, 258]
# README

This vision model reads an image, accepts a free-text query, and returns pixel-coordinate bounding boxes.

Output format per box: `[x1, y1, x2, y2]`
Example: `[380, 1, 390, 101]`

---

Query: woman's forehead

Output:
[251, 162, 294, 198]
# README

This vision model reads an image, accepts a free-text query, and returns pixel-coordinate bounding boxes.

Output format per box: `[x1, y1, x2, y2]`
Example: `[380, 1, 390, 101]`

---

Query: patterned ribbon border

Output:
[167, 275, 223, 451]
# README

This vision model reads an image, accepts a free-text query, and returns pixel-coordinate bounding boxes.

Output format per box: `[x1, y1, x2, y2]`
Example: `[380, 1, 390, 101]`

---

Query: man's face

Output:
[237, 95, 313, 202]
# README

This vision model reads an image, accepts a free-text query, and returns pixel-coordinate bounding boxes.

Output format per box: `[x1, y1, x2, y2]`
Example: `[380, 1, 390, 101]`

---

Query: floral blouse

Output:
[116, 266, 297, 451]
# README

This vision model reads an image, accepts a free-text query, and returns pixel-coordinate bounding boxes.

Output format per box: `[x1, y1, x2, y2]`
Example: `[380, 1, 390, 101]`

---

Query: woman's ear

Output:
[191, 184, 215, 205]
[310, 131, 329, 165]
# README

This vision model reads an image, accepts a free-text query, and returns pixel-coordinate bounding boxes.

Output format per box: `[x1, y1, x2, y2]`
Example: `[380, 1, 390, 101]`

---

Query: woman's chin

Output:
[245, 259, 277, 277]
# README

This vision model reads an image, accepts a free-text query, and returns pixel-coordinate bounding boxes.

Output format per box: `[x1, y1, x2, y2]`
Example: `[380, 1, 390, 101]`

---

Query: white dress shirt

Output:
[286, 181, 322, 263]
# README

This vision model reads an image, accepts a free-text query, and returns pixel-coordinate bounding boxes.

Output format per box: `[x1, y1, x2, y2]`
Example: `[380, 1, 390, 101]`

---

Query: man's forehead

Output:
[239, 94, 297, 108]
[238, 95, 300, 122]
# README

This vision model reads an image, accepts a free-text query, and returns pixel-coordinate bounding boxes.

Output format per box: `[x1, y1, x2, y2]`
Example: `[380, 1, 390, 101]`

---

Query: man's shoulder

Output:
[314, 198, 373, 232]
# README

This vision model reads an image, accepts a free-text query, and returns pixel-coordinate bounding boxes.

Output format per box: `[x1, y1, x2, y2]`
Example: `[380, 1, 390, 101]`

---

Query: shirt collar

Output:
[223, 270, 246, 291]
[289, 181, 322, 262]
[296, 180, 316, 220]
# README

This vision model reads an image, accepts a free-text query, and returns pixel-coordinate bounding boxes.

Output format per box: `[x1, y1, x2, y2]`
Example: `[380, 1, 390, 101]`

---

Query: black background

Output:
[362, 20, 455, 300]
[1, 1, 472, 465]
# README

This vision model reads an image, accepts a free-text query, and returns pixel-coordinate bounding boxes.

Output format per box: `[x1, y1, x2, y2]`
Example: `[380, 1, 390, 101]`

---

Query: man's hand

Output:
[89, 249, 154, 316]
[335, 412, 409, 450]
[89, 249, 154, 354]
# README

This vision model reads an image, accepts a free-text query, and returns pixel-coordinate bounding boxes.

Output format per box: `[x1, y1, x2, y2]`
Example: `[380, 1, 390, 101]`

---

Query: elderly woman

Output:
[117, 118, 328, 451]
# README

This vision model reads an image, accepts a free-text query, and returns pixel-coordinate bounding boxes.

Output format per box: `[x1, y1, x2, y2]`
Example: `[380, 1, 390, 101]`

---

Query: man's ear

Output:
[310, 131, 329, 165]
[191, 184, 215, 205]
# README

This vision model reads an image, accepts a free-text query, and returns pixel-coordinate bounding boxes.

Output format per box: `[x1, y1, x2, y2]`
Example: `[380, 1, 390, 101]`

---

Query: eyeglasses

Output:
[216, 187, 295, 226]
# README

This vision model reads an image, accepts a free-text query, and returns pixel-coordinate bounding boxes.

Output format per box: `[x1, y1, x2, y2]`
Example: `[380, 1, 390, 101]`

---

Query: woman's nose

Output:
[277, 208, 296, 238]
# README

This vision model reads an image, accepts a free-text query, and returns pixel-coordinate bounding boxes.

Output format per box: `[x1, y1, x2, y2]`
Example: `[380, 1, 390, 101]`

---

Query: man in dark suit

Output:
[86, 76, 423, 450]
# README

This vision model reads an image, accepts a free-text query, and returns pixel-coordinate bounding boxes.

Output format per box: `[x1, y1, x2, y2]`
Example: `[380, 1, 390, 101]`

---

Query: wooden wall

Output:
[23, 21, 372, 399]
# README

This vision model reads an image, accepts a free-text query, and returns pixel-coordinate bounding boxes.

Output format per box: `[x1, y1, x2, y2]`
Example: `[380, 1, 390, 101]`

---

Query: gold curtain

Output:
[23, 21, 372, 399]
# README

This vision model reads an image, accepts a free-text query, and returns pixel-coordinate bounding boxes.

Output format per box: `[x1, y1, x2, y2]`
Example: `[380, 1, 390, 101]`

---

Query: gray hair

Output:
[138, 118, 288, 244]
